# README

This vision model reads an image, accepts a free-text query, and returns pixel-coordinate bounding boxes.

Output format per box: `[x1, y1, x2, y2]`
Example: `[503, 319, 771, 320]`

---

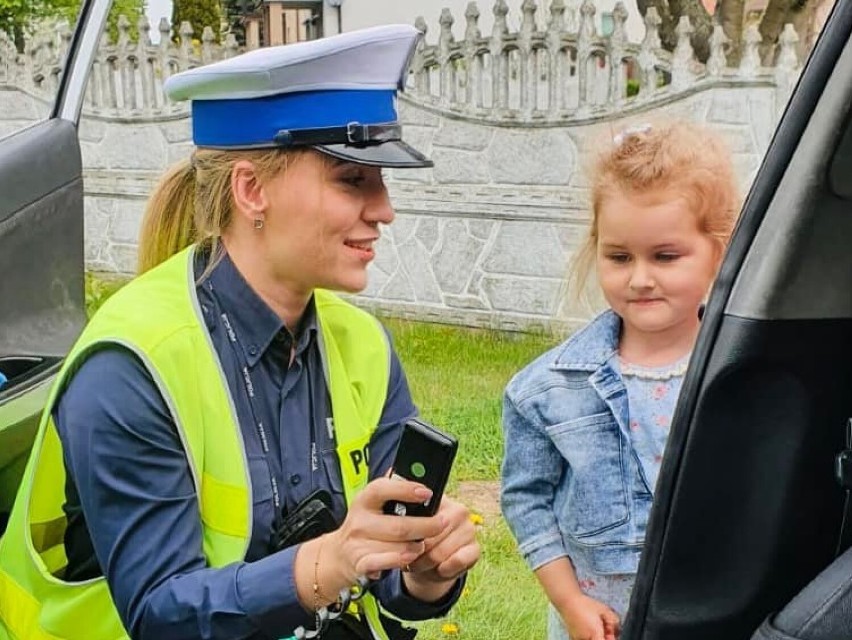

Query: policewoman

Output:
[0, 25, 479, 640]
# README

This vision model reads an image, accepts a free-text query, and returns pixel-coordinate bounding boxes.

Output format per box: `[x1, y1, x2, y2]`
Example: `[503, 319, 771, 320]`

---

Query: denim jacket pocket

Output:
[545, 412, 629, 539]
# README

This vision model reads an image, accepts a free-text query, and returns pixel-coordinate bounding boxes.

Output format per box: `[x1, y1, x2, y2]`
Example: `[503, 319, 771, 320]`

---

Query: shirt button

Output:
[290, 474, 301, 486]
[248, 345, 258, 356]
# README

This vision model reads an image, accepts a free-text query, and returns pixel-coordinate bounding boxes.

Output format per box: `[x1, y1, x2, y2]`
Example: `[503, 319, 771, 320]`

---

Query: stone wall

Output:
[0, 1, 803, 331]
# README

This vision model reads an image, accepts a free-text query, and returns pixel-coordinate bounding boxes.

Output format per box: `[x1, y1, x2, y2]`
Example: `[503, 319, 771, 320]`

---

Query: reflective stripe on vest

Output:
[0, 246, 391, 640]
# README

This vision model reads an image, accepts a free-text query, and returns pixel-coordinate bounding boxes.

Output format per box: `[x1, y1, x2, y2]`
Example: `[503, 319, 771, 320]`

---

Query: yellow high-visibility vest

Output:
[0, 246, 392, 640]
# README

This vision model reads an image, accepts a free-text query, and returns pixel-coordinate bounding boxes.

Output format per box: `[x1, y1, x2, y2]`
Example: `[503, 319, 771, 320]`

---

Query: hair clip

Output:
[613, 123, 652, 147]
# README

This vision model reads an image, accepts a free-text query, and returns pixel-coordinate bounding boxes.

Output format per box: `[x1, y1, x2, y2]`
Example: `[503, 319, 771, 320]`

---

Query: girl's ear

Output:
[231, 160, 269, 225]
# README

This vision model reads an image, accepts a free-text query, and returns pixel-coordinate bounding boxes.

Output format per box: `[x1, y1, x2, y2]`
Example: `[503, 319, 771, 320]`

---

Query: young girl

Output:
[501, 121, 739, 640]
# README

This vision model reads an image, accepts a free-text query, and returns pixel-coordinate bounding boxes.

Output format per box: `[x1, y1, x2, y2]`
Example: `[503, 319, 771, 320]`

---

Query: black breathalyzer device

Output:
[383, 418, 458, 517]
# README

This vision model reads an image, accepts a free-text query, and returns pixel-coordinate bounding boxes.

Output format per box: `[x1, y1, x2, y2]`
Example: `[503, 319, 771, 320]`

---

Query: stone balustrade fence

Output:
[0, 1, 806, 330]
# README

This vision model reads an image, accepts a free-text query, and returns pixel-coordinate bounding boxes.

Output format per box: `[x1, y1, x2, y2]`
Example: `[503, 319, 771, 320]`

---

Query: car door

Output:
[622, 2, 852, 639]
[0, 0, 113, 533]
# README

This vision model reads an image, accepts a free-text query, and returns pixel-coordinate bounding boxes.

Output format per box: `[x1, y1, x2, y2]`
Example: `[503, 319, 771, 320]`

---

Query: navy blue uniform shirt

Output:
[55, 250, 461, 640]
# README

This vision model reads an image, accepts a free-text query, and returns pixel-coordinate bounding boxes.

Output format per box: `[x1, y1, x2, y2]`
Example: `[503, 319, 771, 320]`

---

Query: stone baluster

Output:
[43, 21, 68, 93]
[438, 8, 456, 107]
[607, 1, 628, 105]
[19, 32, 35, 93]
[565, 0, 579, 33]
[547, 0, 566, 114]
[96, 33, 117, 111]
[776, 22, 800, 76]
[30, 32, 50, 92]
[706, 24, 728, 77]
[136, 16, 154, 113]
[638, 7, 662, 98]
[201, 26, 216, 64]
[738, 23, 761, 78]
[671, 16, 695, 90]
[491, 0, 509, 110]
[157, 18, 173, 108]
[223, 32, 239, 59]
[576, 0, 595, 109]
[49, 29, 63, 93]
[412, 16, 429, 95]
[25, 32, 39, 86]
[775, 23, 800, 117]
[0, 30, 13, 84]
[463, 2, 482, 110]
[58, 20, 73, 70]
[178, 21, 194, 72]
[86, 33, 103, 112]
[117, 15, 137, 113]
[519, 0, 537, 114]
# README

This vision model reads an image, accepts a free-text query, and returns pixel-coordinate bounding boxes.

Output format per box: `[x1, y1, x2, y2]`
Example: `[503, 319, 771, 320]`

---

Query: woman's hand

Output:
[401, 497, 480, 602]
[294, 477, 446, 609]
[559, 594, 621, 640]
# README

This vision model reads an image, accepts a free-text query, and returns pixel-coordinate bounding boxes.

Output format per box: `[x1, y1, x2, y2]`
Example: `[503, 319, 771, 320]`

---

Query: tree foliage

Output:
[221, 0, 260, 46]
[0, 0, 145, 51]
[106, 0, 146, 42]
[636, 0, 823, 65]
[172, 0, 222, 44]
[0, 0, 75, 50]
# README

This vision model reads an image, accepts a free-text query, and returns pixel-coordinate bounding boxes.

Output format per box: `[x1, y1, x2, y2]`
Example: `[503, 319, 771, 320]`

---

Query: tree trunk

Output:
[759, 0, 815, 65]
[637, 0, 712, 61]
[680, 0, 713, 62]
[718, 0, 746, 66]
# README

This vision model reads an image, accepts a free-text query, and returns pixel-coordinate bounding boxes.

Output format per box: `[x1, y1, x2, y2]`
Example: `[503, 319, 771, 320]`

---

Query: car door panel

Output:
[637, 318, 852, 640]
[0, 116, 85, 532]
[0, 0, 112, 532]
[625, 1, 852, 638]
[753, 545, 852, 640]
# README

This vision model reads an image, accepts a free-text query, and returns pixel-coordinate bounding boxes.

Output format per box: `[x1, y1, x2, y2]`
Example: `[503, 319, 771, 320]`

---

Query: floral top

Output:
[559, 354, 688, 635]
[620, 354, 689, 491]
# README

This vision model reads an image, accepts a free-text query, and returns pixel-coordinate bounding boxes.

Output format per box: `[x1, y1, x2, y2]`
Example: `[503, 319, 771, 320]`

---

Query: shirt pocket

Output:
[321, 448, 348, 517]
[248, 455, 278, 553]
[248, 455, 275, 505]
[545, 412, 629, 539]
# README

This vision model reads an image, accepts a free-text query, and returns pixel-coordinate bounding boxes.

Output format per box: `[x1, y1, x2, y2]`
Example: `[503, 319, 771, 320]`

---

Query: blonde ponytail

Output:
[137, 158, 198, 274]
[137, 147, 307, 276]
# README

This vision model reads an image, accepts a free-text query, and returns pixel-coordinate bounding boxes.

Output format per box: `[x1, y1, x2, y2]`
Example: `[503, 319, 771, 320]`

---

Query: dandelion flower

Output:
[469, 513, 484, 526]
[441, 622, 460, 635]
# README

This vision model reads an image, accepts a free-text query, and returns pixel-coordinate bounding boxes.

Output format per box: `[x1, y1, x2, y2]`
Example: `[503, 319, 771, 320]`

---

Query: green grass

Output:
[381, 318, 557, 482]
[85, 276, 559, 639]
[85, 272, 127, 317]
[378, 318, 557, 639]
[411, 516, 548, 640]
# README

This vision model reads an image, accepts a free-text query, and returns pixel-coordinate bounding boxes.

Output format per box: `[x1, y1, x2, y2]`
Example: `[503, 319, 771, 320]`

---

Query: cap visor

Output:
[313, 140, 433, 168]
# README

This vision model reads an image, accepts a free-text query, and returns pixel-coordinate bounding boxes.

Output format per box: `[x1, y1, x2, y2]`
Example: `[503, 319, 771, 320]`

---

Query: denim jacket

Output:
[501, 310, 653, 576]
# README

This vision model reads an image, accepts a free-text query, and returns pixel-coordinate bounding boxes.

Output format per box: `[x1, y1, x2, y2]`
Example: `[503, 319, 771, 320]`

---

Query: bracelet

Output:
[313, 536, 328, 611]
[293, 541, 373, 640]
[292, 575, 373, 639]
[313, 536, 343, 611]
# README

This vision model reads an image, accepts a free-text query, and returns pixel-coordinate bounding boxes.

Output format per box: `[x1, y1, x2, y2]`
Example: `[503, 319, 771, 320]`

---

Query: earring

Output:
[253, 216, 264, 230]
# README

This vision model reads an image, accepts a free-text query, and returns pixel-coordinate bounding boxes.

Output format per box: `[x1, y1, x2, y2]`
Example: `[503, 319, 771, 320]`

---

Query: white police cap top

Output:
[163, 24, 432, 168]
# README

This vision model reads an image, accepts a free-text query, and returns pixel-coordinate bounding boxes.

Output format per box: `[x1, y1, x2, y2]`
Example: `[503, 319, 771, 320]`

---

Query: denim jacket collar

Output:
[552, 310, 621, 372]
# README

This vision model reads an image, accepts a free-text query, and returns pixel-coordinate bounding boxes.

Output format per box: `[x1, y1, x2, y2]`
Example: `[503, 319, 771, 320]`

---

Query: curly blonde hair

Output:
[569, 120, 741, 302]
